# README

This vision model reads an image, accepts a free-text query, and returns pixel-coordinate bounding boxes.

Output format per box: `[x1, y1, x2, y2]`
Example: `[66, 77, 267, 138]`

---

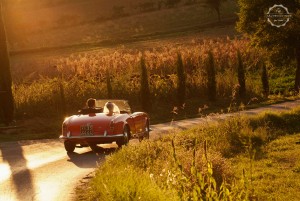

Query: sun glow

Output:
[0, 163, 12, 183]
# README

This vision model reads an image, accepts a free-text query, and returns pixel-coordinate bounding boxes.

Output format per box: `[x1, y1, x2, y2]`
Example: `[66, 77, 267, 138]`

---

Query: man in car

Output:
[78, 98, 101, 114]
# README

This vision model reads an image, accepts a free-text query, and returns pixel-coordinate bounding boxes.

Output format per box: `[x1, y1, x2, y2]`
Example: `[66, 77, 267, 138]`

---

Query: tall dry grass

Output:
[13, 38, 263, 119]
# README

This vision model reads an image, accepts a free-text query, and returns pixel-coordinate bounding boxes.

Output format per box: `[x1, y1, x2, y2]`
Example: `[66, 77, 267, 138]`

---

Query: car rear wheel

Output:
[89, 143, 98, 152]
[64, 141, 75, 153]
[117, 125, 130, 147]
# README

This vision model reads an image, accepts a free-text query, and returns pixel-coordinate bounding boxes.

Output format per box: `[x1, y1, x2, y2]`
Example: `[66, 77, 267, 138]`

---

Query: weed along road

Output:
[0, 99, 300, 201]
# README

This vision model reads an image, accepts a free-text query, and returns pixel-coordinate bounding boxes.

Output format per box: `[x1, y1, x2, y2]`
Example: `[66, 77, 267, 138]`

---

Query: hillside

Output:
[3, 0, 237, 52]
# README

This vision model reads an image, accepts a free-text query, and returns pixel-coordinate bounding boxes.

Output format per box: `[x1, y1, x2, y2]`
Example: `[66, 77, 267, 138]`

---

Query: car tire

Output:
[89, 143, 99, 152]
[64, 141, 75, 153]
[117, 125, 130, 147]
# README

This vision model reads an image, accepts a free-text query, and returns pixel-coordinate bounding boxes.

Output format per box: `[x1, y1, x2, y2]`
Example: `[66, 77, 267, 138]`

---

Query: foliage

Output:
[236, 0, 300, 91]
[261, 62, 269, 98]
[78, 107, 300, 200]
[85, 165, 172, 201]
[140, 56, 151, 112]
[206, 50, 216, 101]
[237, 50, 246, 99]
[11, 38, 269, 122]
[106, 69, 113, 98]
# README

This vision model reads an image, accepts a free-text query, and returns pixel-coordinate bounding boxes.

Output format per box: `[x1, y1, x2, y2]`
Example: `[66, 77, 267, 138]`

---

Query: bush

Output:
[206, 51, 217, 101]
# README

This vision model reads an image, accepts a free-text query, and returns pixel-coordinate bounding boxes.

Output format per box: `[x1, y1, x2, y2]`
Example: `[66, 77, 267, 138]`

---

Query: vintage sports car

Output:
[59, 100, 150, 152]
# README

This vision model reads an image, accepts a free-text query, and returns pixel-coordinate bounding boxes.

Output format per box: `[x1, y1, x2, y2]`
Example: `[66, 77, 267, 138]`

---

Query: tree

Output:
[106, 69, 112, 99]
[261, 62, 269, 98]
[206, 51, 217, 101]
[140, 56, 151, 112]
[176, 53, 186, 107]
[237, 50, 246, 99]
[206, 0, 226, 22]
[236, 0, 300, 92]
[0, 2, 14, 125]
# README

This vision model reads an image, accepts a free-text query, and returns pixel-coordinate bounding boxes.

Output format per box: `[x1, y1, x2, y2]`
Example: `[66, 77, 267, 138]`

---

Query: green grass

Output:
[76, 107, 300, 200]
[231, 134, 300, 200]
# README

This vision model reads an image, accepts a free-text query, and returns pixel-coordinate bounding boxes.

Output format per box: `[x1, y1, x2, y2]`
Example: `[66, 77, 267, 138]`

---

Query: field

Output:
[3, 0, 237, 51]
[76, 108, 300, 200]
[7, 37, 265, 140]
[3, 27, 297, 142]
[0, 0, 241, 140]
[1, 0, 298, 143]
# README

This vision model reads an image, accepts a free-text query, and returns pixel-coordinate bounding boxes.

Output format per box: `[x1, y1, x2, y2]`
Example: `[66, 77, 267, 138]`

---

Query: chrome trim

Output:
[59, 134, 124, 139]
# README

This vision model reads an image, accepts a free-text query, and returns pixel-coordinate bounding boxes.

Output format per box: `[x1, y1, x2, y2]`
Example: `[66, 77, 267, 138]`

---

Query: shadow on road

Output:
[67, 147, 117, 168]
[0, 142, 36, 200]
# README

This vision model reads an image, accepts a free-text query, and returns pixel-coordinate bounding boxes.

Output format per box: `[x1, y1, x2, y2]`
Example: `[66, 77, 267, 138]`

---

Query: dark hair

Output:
[87, 98, 96, 108]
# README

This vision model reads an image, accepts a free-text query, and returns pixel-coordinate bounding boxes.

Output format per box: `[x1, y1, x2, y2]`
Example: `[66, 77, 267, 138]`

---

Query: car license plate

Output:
[80, 124, 93, 136]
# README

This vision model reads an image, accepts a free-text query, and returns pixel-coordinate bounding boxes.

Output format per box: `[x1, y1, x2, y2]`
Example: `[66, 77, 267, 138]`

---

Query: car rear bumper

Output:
[59, 134, 124, 144]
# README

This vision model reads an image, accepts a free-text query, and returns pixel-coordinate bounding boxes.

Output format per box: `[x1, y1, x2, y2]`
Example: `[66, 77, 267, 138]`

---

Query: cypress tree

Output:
[237, 50, 246, 99]
[176, 53, 186, 106]
[59, 79, 66, 116]
[140, 56, 151, 112]
[106, 69, 112, 98]
[206, 51, 216, 101]
[0, 3, 14, 125]
[261, 62, 269, 98]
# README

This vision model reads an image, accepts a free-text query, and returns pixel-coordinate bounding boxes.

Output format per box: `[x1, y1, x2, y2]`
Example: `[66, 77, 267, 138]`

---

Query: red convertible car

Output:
[59, 100, 150, 152]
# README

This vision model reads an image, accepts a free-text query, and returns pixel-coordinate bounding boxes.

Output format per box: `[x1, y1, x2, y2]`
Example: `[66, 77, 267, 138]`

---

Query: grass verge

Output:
[76, 107, 300, 200]
[231, 133, 300, 201]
